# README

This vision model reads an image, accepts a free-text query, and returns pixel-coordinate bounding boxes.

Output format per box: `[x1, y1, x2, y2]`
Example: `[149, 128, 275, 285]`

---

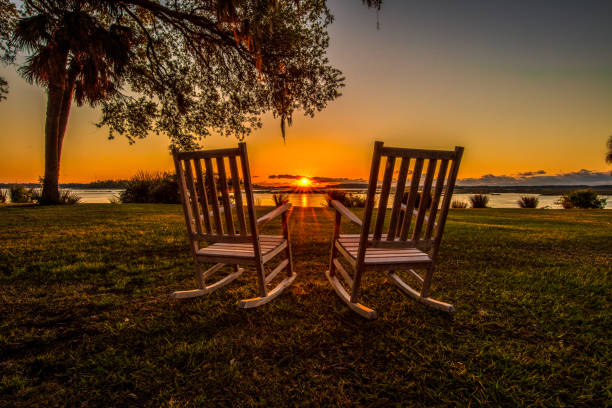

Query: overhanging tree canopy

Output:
[0, 0, 18, 100]
[1, 0, 381, 204]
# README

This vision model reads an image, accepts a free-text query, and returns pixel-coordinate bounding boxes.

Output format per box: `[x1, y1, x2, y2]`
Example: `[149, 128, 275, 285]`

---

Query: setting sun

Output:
[298, 177, 312, 187]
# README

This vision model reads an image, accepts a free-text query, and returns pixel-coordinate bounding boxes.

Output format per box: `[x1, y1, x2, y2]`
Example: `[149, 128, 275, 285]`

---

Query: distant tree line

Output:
[0, 180, 128, 189]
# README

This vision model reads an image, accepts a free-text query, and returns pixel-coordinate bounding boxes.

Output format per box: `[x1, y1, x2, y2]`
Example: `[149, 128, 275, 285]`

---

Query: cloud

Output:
[458, 169, 611, 186]
[268, 174, 302, 180]
[517, 170, 546, 177]
[268, 174, 365, 183]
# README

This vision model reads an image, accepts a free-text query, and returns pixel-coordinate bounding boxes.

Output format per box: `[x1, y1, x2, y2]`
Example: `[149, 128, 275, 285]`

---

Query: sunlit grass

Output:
[0, 205, 609, 406]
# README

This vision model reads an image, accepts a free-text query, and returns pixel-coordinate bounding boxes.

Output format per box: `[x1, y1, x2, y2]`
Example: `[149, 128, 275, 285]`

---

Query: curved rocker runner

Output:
[326, 141, 464, 319]
[172, 143, 296, 308]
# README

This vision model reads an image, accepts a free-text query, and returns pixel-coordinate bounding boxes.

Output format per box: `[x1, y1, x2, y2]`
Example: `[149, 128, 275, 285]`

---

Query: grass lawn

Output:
[0, 204, 610, 407]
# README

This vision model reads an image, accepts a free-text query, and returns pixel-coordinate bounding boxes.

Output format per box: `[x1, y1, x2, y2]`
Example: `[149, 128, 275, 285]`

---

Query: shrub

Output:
[469, 194, 489, 208]
[272, 193, 289, 206]
[7, 185, 79, 205]
[451, 200, 468, 209]
[30, 188, 41, 203]
[120, 172, 180, 204]
[327, 190, 366, 208]
[348, 194, 366, 208]
[557, 189, 606, 209]
[0, 189, 6, 204]
[9, 185, 34, 203]
[518, 195, 539, 208]
[59, 190, 81, 205]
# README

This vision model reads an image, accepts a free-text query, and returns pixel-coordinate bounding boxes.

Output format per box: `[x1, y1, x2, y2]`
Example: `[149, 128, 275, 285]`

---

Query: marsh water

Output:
[3, 188, 610, 209]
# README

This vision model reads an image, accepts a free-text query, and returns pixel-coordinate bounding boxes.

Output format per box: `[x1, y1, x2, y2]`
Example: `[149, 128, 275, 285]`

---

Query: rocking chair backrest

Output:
[358, 141, 463, 263]
[172, 143, 259, 246]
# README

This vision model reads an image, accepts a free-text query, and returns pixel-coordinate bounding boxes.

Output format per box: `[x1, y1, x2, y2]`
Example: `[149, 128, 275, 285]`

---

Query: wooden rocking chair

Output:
[172, 143, 296, 308]
[326, 141, 464, 319]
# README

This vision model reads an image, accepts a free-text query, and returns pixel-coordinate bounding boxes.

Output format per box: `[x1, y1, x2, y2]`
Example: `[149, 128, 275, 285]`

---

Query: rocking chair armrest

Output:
[330, 200, 363, 227]
[257, 202, 292, 225]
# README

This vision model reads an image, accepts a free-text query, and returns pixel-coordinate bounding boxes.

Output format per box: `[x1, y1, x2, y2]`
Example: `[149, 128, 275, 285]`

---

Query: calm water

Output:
[2, 188, 610, 209]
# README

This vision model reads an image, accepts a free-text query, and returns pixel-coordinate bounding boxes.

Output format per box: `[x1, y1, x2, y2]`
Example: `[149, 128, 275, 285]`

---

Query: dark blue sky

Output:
[1, 0, 611, 182]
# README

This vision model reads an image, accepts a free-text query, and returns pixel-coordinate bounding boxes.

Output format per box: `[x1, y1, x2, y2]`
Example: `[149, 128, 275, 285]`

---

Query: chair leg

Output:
[255, 260, 268, 298]
[325, 256, 377, 320]
[350, 265, 365, 303]
[329, 211, 341, 277]
[195, 260, 206, 289]
[328, 241, 338, 277]
[325, 267, 377, 320]
[284, 241, 294, 278]
[282, 211, 294, 278]
[421, 266, 434, 298]
[388, 267, 455, 313]
[239, 259, 296, 309]
[172, 262, 243, 299]
[239, 241, 297, 309]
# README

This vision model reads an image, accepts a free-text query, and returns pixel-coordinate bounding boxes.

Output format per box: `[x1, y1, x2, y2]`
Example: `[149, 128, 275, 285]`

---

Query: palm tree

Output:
[14, 8, 132, 203]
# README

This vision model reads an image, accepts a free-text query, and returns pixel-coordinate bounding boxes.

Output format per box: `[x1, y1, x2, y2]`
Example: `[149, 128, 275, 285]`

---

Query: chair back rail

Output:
[173, 143, 259, 249]
[359, 142, 464, 261]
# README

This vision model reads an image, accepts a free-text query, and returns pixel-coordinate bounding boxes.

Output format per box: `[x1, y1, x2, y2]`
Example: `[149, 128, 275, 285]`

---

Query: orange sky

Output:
[1, 1, 611, 183]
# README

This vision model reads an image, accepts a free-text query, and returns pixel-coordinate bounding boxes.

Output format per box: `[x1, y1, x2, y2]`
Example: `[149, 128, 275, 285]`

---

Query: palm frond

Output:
[18, 47, 55, 84]
[13, 14, 50, 50]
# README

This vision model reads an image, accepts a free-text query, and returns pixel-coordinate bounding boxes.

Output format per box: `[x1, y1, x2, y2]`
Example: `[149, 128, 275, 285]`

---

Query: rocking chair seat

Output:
[197, 235, 286, 260]
[337, 234, 432, 265]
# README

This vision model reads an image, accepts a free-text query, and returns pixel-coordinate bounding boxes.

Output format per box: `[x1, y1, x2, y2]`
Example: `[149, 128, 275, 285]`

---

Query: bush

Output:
[272, 193, 289, 206]
[451, 200, 468, 209]
[0, 189, 6, 204]
[469, 194, 489, 208]
[327, 190, 366, 208]
[9, 185, 34, 203]
[7, 185, 79, 205]
[518, 195, 539, 208]
[120, 172, 180, 204]
[557, 189, 606, 209]
[108, 194, 121, 204]
[348, 194, 366, 208]
[30, 188, 41, 203]
[59, 190, 81, 205]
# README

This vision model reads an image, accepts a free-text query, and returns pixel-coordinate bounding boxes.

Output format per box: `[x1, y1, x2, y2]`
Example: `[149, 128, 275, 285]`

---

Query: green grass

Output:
[0, 204, 610, 407]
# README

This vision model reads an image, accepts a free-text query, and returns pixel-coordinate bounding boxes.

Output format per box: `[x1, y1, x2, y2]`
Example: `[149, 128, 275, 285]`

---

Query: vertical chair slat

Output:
[239, 142, 266, 297]
[184, 160, 204, 236]
[352, 141, 384, 303]
[412, 159, 437, 240]
[399, 158, 424, 240]
[386, 157, 410, 241]
[373, 156, 396, 240]
[216, 157, 235, 235]
[193, 159, 212, 234]
[431, 147, 464, 258]
[229, 156, 247, 235]
[204, 157, 224, 234]
[424, 159, 448, 240]
[173, 152, 196, 237]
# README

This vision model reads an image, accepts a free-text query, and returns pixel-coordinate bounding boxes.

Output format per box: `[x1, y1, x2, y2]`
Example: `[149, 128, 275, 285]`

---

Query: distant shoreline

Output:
[1, 183, 611, 196]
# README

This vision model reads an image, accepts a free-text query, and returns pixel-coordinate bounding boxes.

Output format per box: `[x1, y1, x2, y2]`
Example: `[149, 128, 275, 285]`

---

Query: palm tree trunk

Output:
[41, 84, 64, 204]
[57, 71, 77, 164]
[40, 51, 69, 205]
